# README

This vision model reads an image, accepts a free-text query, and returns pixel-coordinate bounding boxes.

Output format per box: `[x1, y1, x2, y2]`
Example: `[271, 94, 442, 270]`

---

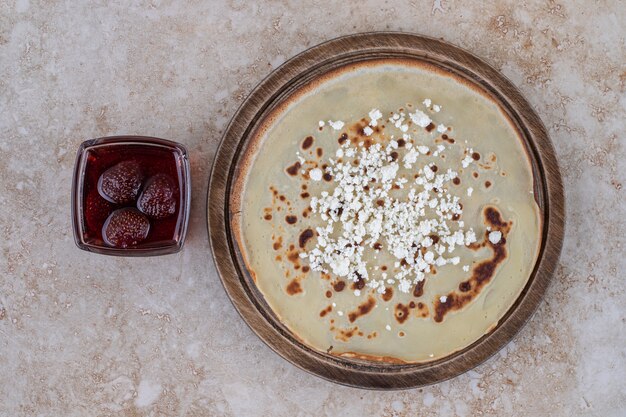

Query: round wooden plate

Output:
[207, 32, 564, 389]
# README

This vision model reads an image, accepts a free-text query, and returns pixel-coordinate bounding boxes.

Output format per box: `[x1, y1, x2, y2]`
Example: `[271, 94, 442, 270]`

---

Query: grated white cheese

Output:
[433, 104, 441, 112]
[299, 103, 486, 298]
[467, 187, 473, 196]
[440, 295, 448, 303]
[318, 120, 325, 127]
[303, 111, 477, 294]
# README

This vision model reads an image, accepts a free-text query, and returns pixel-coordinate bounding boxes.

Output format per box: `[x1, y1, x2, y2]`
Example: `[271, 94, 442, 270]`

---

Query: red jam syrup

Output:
[73, 137, 190, 255]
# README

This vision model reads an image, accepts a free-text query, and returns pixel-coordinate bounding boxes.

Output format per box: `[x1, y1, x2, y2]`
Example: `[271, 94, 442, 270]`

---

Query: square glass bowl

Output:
[71, 136, 191, 256]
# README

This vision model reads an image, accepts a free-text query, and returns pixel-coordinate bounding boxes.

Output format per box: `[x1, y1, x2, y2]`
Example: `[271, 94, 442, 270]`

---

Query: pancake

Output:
[231, 59, 542, 363]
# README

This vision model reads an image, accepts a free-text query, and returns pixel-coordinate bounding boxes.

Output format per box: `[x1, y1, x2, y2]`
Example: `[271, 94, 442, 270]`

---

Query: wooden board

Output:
[207, 32, 564, 389]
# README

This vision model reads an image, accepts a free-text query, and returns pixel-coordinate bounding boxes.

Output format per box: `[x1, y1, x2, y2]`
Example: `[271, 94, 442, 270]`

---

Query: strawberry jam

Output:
[72, 136, 190, 256]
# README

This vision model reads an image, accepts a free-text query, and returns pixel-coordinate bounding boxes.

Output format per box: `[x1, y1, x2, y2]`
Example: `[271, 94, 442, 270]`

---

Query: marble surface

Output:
[0, 0, 624, 416]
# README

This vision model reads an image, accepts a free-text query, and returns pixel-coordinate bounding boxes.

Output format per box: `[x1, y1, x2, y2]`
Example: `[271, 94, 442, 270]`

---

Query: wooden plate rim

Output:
[207, 32, 565, 389]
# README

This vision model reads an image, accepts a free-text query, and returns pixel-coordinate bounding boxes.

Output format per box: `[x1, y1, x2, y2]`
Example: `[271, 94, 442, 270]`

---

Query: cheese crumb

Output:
[440, 295, 448, 303]
[463, 265, 470, 272]
[337, 311, 344, 316]
[318, 120, 325, 127]
[328, 120, 344, 130]
[368, 108, 383, 126]
[433, 104, 441, 112]
[461, 154, 474, 168]
[309, 168, 323, 181]
[423, 98, 432, 107]
[385, 325, 391, 331]
[489, 231, 502, 244]
[363, 126, 374, 136]
[409, 109, 432, 128]
[437, 124, 447, 133]
[467, 187, 473, 196]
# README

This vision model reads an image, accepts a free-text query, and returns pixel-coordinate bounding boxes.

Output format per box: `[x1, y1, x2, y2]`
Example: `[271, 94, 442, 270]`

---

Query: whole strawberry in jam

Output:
[137, 174, 177, 219]
[84, 189, 114, 232]
[98, 160, 143, 204]
[102, 208, 150, 248]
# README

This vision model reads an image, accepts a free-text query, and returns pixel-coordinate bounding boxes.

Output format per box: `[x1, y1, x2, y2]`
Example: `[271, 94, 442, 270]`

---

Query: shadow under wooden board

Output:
[207, 32, 564, 389]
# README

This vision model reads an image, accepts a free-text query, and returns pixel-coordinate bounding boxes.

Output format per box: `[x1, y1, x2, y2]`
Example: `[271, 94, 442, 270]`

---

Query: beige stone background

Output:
[1, 0, 624, 416]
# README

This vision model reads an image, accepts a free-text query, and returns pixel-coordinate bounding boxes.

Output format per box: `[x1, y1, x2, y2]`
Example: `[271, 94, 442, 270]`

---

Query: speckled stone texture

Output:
[0, 0, 624, 416]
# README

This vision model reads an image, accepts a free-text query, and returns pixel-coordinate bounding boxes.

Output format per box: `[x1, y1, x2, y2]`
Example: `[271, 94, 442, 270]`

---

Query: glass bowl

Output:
[71, 136, 191, 256]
